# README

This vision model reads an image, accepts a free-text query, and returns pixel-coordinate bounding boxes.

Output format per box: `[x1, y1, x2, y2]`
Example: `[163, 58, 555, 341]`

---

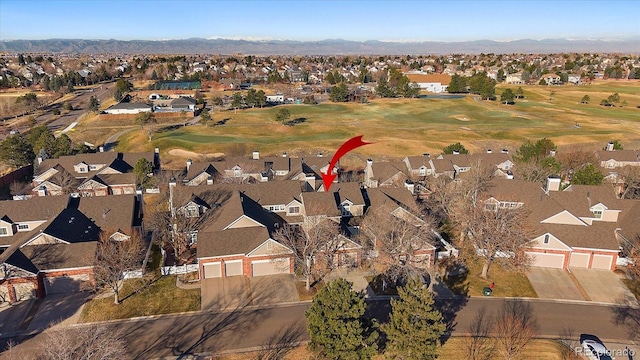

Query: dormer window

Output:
[185, 205, 199, 217]
[593, 210, 603, 219]
[78, 166, 87, 173]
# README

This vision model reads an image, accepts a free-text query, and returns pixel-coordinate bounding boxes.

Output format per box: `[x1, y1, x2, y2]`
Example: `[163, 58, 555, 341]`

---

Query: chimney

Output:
[154, 147, 160, 154]
[486, 149, 492, 154]
[206, 175, 213, 185]
[366, 159, 373, 167]
[99, 146, 104, 152]
[606, 142, 614, 151]
[549, 150, 556, 157]
[452, 150, 460, 155]
[546, 175, 561, 192]
[37, 156, 43, 165]
[501, 149, 509, 154]
[317, 153, 323, 158]
[404, 179, 415, 194]
[282, 151, 287, 158]
[186, 159, 192, 172]
[252, 150, 260, 160]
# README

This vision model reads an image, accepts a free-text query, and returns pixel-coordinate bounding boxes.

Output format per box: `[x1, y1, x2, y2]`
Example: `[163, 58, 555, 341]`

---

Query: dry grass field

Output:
[68, 80, 640, 168]
[213, 338, 566, 359]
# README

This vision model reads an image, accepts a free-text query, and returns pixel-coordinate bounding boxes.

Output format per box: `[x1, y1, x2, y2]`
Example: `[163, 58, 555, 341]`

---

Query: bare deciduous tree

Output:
[35, 323, 127, 360]
[556, 148, 597, 175]
[494, 300, 537, 360]
[9, 181, 29, 197]
[619, 166, 640, 200]
[93, 230, 143, 304]
[466, 307, 496, 360]
[466, 205, 532, 279]
[50, 170, 80, 195]
[272, 216, 341, 291]
[361, 207, 436, 285]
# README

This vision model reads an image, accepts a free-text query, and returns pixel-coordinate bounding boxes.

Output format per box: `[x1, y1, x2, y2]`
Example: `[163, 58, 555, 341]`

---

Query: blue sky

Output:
[1, 0, 638, 42]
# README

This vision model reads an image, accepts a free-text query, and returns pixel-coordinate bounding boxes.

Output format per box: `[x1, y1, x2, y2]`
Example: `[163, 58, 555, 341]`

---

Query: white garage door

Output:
[526, 252, 565, 269]
[591, 254, 613, 270]
[224, 260, 243, 277]
[203, 262, 221, 278]
[0, 285, 9, 303]
[251, 258, 290, 277]
[569, 253, 590, 268]
[14, 283, 36, 301]
[44, 274, 89, 294]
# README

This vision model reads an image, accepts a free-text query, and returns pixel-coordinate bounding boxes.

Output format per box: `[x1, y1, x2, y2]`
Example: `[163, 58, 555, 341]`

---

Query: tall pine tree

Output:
[305, 278, 378, 359]
[383, 277, 446, 360]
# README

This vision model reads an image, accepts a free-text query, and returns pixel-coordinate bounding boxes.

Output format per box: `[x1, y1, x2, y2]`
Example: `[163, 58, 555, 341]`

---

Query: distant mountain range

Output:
[1, 38, 639, 55]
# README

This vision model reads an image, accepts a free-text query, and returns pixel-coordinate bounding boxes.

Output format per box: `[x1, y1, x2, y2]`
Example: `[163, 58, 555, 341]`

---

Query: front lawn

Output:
[80, 275, 200, 322]
[295, 280, 325, 301]
[444, 260, 538, 298]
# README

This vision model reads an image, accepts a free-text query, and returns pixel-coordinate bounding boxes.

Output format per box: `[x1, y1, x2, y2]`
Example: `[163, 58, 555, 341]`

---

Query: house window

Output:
[78, 166, 87, 173]
[485, 203, 497, 211]
[185, 206, 199, 217]
[288, 206, 300, 214]
[0, 227, 7, 235]
[89, 165, 98, 170]
[419, 168, 426, 176]
[544, 234, 549, 244]
[17, 224, 29, 230]
[606, 162, 615, 169]
[593, 210, 603, 219]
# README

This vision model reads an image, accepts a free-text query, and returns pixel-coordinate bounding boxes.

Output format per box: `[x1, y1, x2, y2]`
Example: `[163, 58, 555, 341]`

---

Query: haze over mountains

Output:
[1, 37, 639, 54]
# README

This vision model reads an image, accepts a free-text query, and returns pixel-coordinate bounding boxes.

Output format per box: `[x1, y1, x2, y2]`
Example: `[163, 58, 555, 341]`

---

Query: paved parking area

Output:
[527, 268, 585, 301]
[570, 268, 638, 305]
[201, 275, 299, 311]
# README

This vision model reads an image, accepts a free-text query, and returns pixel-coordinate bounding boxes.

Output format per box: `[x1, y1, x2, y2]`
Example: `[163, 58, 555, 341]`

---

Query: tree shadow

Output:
[213, 118, 231, 126]
[611, 297, 640, 339]
[256, 320, 306, 359]
[436, 295, 468, 343]
[284, 117, 307, 126]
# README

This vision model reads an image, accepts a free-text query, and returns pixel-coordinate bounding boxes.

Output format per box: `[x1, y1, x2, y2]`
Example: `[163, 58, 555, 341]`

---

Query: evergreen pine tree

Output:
[383, 277, 446, 360]
[305, 278, 378, 359]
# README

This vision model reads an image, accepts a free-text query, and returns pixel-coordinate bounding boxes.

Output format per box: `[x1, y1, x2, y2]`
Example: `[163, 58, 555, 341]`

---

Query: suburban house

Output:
[103, 102, 152, 115]
[506, 73, 524, 84]
[363, 187, 437, 268]
[31, 150, 159, 197]
[483, 177, 640, 271]
[0, 195, 142, 303]
[595, 143, 640, 169]
[169, 97, 197, 111]
[363, 159, 407, 188]
[404, 72, 451, 93]
[541, 73, 562, 85]
[181, 152, 337, 190]
[169, 184, 295, 279]
[567, 74, 581, 85]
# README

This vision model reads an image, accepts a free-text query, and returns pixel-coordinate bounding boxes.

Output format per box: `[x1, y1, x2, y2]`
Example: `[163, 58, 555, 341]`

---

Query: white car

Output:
[581, 338, 614, 360]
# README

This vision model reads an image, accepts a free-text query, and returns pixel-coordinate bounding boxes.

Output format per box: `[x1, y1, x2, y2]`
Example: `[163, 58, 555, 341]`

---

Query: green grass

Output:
[79, 275, 200, 322]
[444, 260, 538, 298]
[71, 80, 640, 162]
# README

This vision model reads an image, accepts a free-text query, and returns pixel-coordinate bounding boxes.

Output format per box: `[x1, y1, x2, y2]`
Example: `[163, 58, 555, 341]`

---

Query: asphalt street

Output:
[1, 297, 637, 359]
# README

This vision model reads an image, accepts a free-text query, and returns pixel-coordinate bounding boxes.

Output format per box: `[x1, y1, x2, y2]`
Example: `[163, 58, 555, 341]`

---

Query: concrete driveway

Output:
[570, 268, 638, 305]
[527, 268, 585, 301]
[201, 275, 299, 311]
[27, 292, 89, 331]
[0, 299, 35, 335]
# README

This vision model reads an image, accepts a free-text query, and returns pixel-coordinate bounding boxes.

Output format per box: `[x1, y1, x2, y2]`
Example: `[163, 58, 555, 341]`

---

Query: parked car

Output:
[581, 334, 614, 360]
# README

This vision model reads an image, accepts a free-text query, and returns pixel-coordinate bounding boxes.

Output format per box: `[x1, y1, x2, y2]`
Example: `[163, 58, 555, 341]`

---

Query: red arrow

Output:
[321, 135, 372, 191]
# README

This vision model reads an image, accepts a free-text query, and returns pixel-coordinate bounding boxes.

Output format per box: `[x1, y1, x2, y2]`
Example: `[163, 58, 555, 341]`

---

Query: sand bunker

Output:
[451, 114, 470, 121]
[168, 149, 224, 159]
